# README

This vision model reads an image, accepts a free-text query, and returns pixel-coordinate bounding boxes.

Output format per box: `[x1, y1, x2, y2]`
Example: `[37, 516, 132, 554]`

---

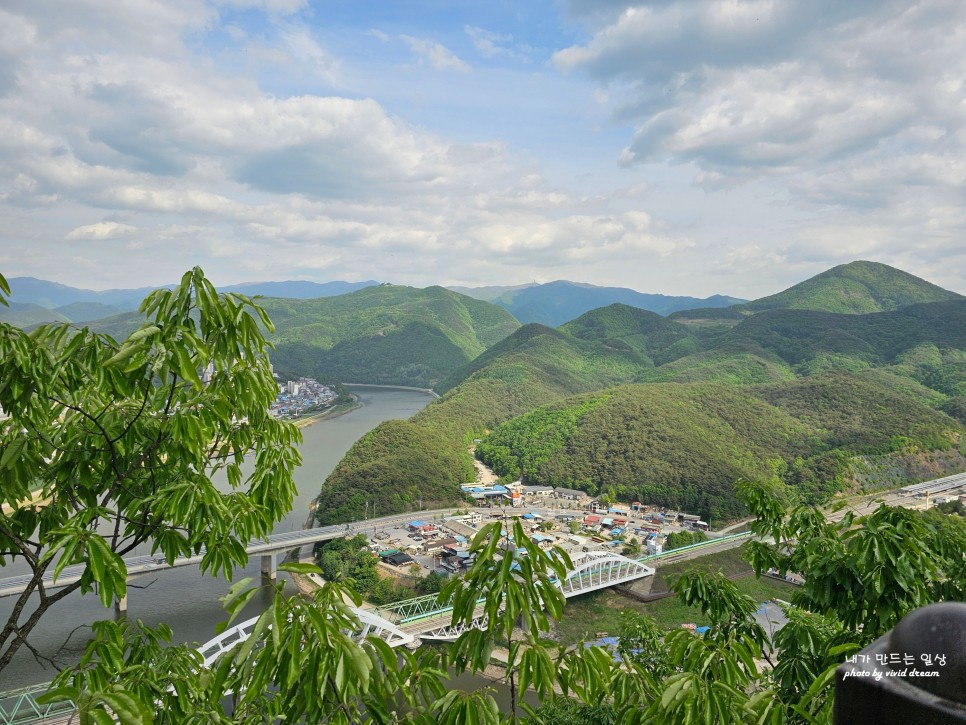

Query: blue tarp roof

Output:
[409, 520, 427, 527]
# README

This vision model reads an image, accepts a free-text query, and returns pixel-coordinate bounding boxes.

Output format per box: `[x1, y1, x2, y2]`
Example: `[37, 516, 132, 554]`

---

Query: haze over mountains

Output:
[0, 275, 742, 329]
[0, 277, 380, 327]
[450, 280, 745, 327]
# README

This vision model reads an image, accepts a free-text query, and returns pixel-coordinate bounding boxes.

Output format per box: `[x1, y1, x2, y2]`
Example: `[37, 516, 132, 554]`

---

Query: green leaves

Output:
[0, 267, 301, 681]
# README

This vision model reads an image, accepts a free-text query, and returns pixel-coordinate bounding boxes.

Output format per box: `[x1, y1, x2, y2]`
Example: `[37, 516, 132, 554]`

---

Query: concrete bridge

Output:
[0, 509, 458, 613]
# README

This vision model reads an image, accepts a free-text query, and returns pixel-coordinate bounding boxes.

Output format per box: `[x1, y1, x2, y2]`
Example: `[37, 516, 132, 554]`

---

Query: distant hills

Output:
[671, 261, 963, 325]
[0, 276, 378, 326]
[450, 279, 745, 327]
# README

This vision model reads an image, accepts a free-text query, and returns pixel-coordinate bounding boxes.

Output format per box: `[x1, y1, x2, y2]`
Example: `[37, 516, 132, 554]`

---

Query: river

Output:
[0, 386, 434, 691]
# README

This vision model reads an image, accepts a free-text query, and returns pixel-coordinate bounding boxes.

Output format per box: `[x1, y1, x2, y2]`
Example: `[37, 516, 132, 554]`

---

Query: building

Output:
[519, 485, 555, 497]
[554, 488, 586, 501]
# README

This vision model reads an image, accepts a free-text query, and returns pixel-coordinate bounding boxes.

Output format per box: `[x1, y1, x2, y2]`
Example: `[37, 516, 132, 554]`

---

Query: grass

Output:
[550, 544, 800, 645]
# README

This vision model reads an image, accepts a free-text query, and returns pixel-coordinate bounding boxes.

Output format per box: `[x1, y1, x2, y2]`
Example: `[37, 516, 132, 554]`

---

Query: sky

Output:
[1, 0, 964, 299]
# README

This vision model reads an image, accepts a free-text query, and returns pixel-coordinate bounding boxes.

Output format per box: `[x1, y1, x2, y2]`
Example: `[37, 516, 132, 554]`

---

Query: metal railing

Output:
[0, 681, 73, 724]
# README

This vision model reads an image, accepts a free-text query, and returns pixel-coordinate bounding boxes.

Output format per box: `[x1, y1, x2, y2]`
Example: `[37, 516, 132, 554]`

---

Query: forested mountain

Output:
[476, 373, 964, 522]
[451, 279, 744, 326]
[742, 260, 963, 314]
[671, 260, 963, 325]
[315, 323, 652, 523]
[3, 276, 378, 315]
[264, 285, 520, 387]
[53, 301, 127, 322]
[81, 284, 520, 388]
[316, 262, 966, 527]
[3, 276, 160, 310]
[0, 301, 70, 327]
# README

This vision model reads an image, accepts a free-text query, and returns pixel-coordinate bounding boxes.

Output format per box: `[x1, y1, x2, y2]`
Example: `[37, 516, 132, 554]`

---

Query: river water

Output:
[0, 386, 433, 691]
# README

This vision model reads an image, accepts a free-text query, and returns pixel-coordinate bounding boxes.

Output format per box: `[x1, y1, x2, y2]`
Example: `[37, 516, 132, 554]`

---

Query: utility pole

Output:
[365, 501, 369, 520]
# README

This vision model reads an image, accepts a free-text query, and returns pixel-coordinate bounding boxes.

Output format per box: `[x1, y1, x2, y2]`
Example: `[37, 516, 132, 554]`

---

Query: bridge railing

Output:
[0, 681, 74, 724]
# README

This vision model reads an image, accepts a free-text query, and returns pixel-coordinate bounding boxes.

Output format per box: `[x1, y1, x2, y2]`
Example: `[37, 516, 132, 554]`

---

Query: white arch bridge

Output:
[196, 551, 653, 664]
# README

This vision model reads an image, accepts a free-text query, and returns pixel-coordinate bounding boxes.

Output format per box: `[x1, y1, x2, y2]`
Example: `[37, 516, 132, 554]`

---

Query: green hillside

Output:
[475, 373, 965, 523]
[743, 260, 962, 314]
[315, 323, 653, 524]
[560, 304, 701, 365]
[85, 285, 521, 388]
[265, 285, 519, 387]
[0, 302, 69, 327]
[670, 261, 963, 327]
[53, 301, 126, 322]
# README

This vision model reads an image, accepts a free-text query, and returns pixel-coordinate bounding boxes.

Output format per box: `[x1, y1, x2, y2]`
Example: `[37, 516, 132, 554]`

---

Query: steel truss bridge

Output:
[195, 549, 655, 668]
[374, 550, 655, 641]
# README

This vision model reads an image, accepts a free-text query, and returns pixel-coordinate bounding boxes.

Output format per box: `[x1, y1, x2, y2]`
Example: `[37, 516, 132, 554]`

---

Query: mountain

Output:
[4, 277, 162, 311]
[3, 276, 380, 312]
[560, 304, 701, 366]
[53, 301, 127, 323]
[316, 263, 966, 527]
[84, 284, 520, 388]
[475, 372, 965, 523]
[315, 323, 652, 524]
[671, 261, 963, 325]
[263, 285, 519, 388]
[0, 301, 70, 327]
[451, 280, 744, 327]
[446, 283, 537, 303]
[743, 261, 963, 314]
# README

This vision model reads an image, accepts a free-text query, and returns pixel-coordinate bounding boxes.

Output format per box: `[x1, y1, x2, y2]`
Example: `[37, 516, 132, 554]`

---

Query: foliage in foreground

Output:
[43, 486, 966, 724]
[0, 269, 301, 677]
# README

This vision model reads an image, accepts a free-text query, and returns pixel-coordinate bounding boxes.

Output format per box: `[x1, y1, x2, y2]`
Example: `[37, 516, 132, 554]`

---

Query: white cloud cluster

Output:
[552, 0, 966, 287]
[1, 0, 964, 298]
[0, 0, 695, 291]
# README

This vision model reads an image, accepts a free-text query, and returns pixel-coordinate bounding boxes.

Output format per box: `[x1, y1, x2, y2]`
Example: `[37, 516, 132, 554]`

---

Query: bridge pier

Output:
[261, 553, 276, 582]
[114, 593, 128, 616]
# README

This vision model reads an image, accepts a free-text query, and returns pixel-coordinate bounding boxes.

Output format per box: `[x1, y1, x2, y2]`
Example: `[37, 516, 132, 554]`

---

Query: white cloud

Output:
[400, 36, 470, 72]
[65, 221, 137, 240]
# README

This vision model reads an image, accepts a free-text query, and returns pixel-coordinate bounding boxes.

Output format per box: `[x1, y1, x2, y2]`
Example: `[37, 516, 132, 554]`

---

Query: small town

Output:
[269, 376, 338, 419]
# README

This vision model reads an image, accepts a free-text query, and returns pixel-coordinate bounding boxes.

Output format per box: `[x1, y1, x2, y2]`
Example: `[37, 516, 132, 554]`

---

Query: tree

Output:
[664, 529, 708, 551]
[0, 269, 301, 676]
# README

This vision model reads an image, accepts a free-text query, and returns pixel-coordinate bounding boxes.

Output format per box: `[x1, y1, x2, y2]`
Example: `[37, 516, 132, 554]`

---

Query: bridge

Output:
[194, 549, 655, 665]
[370, 550, 655, 641]
[196, 606, 417, 669]
[0, 509, 458, 612]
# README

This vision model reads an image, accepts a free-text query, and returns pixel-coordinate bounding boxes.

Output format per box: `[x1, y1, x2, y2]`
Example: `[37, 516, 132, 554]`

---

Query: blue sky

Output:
[1, 1, 964, 299]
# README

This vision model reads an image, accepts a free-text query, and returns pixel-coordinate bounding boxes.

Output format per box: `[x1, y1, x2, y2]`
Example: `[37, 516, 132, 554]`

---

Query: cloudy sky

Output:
[1, 0, 964, 299]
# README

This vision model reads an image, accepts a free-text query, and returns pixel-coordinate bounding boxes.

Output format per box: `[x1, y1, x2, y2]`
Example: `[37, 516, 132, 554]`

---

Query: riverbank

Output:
[344, 383, 440, 399]
[289, 396, 362, 429]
